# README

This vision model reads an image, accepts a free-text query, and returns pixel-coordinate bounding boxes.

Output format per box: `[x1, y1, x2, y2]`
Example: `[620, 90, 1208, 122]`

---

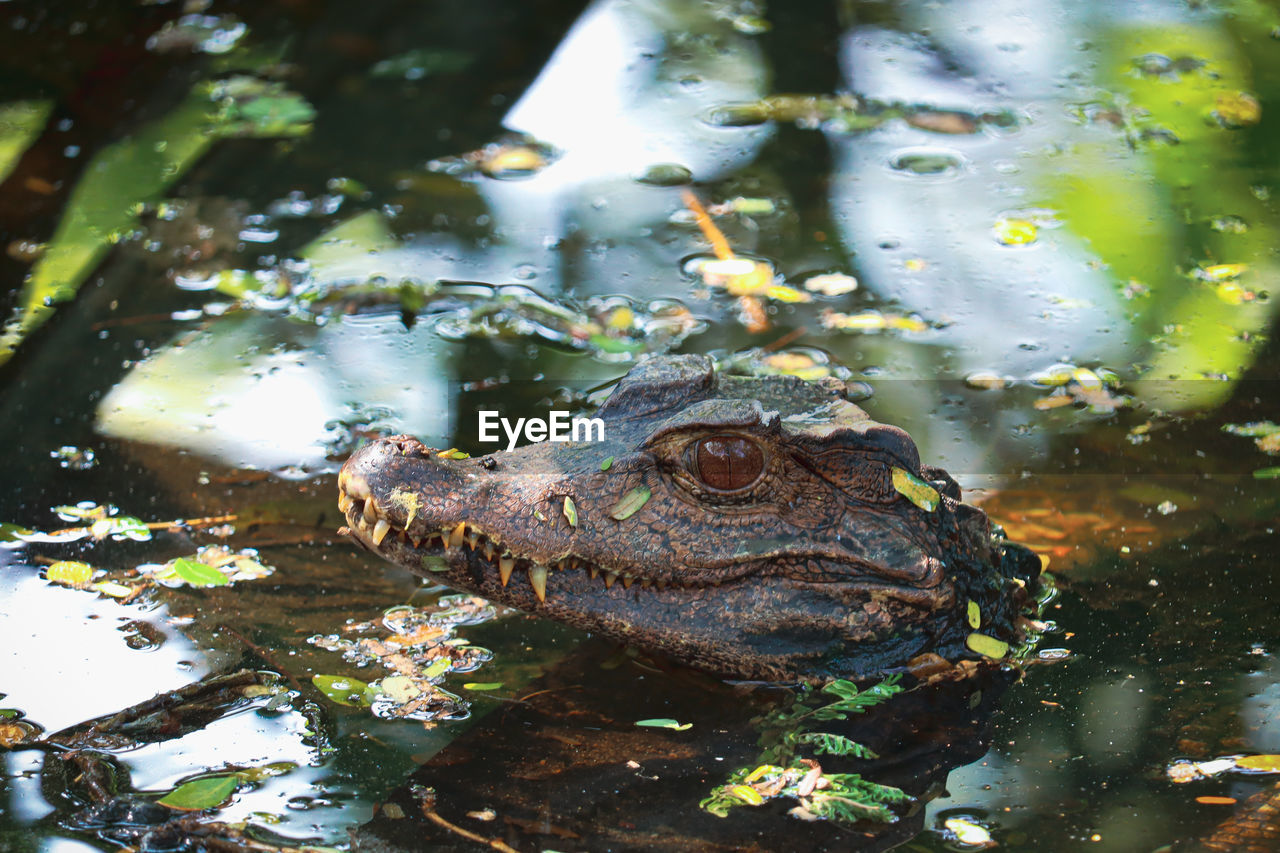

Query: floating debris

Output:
[139, 545, 275, 588]
[821, 309, 930, 334]
[427, 137, 557, 180]
[635, 163, 693, 187]
[50, 446, 97, 470]
[308, 595, 498, 724]
[1167, 754, 1280, 783]
[803, 273, 858, 297]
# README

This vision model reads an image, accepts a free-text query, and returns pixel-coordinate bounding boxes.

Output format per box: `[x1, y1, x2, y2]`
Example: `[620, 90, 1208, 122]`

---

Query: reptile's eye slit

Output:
[689, 434, 765, 492]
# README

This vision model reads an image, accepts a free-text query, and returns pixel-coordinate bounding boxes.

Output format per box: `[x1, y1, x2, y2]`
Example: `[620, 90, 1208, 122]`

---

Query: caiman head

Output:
[339, 355, 1041, 682]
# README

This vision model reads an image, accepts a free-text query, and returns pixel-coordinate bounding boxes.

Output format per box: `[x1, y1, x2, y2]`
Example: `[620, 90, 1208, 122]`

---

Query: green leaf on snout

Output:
[562, 496, 578, 528]
[157, 774, 240, 810]
[600, 456, 614, 471]
[609, 486, 651, 521]
[891, 468, 939, 512]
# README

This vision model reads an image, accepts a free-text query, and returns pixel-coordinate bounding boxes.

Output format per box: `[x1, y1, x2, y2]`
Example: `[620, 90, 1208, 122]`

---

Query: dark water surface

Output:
[2, 0, 1279, 850]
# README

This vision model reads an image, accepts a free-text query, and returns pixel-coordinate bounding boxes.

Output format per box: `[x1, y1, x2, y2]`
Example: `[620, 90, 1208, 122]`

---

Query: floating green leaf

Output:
[462, 682, 503, 691]
[172, 557, 230, 587]
[966, 632, 1010, 659]
[0, 100, 53, 185]
[967, 599, 981, 629]
[562, 496, 578, 528]
[1254, 466, 1280, 479]
[891, 467, 939, 512]
[0, 522, 33, 542]
[635, 718, 692, 730]
[609, 486, 651, 520]
[312, 674, 373, 707]
[158, 774, 240, 811]
[420, 658, 451, 679]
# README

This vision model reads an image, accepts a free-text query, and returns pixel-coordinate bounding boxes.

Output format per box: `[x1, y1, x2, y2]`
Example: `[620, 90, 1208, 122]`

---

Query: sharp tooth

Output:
[363, 499, 378, 522]
[483, 541, 495, 560]
[656, 580, 666, 591]
[412, 535, 423, 548]
[605, 572, 618, 589]
[529, 565, 548, 602]
[466, 530, 479, 550]
[338, 493, 353, 513]
[447, 522, 466, 549]
[622, 576, 634, 589]
[371, 518, 391, 545]
[641, 579, 652, 589]
[588, 567, 599, 580]
[499, 556, 515, 586]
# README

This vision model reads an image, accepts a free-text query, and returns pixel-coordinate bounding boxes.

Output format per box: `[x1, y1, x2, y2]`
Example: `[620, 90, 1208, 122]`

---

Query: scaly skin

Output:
[338, 355, 1041, 682]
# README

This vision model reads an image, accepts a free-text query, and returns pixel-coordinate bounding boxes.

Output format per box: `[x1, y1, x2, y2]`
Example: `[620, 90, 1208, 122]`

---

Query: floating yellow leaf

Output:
[886, 314, 928, 332]
[730, 785, 765, 805]
[481, 146, 546, 177]
[378, 675, 422, 704]
[763, 284, 811, 303]
[993, 217, 1038, 246]
[824, 310, 886, 331]
[605, 306, 634, 330]
[967, 600, 981, 629]
[743, 764, 782, 783]
[1215, 281, 1254, 305]
[966, 632, 1010, 659]
[1195, 796, 1237, 805]
[1196, 263, 1248, 282]
[436, 448, 470, 459]
[93, 581, 136, 598]
[1235, 754, 1280, 772]
[945, 817, 994, 846]
[1213, 91, 1261, 127]
[903, 258, 927, 272]
[47, 560, 94, 586]
[892, 468, 940, 512]
[562, 496, 578, 528]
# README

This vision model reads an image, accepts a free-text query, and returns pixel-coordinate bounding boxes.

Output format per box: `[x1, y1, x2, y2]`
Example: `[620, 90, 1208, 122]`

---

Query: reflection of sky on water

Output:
[98, 314, 452, 475]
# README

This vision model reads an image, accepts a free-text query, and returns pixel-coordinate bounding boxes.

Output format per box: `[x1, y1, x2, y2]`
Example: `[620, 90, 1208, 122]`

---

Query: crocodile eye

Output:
[691, 435, 765, 492]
